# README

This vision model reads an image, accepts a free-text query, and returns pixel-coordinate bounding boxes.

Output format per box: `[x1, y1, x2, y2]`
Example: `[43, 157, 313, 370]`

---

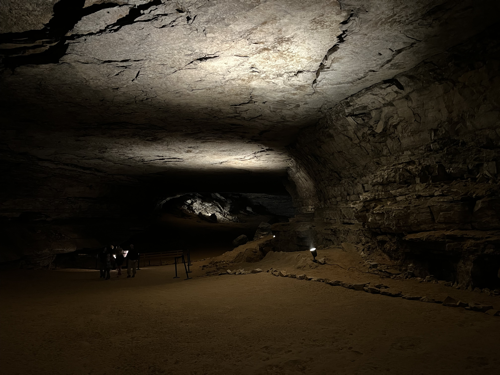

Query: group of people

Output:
[98, 244, 139, 280]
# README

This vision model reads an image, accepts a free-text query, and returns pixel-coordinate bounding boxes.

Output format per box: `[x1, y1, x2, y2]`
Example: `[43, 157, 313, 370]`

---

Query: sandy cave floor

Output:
[2, 245, 500, 375]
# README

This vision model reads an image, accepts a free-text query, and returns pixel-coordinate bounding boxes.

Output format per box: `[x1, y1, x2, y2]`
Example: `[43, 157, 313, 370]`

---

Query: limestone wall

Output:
[283, 28, 500, 288]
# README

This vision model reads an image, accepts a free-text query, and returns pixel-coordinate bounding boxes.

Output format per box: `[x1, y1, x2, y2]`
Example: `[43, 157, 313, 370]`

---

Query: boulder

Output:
[233, 247, 263, 263]
[468, 303, 494, 313]
[232, 235, 248, 247]
[381, 290, 402, 297]
[443, 296, 458, 307]
[420, 297, 433, 303]
[485, 309, 500, 316]
[327, 280, 342, 286]
[353, 283, 368, 291]
[402, 295, 422, 300]
[254, 222, 272, 240]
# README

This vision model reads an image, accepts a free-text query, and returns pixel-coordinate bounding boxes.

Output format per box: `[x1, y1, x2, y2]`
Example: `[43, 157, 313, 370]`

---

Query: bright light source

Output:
[310, 247, 318, 262]
[273, 235, 276, 238]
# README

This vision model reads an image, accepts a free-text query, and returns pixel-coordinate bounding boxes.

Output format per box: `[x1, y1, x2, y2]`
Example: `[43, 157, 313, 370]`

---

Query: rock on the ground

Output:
[485, 309, 500, 316]
[381, 290, 402, 297]
[443, 296, 459, 307]
[232, 235, 248, 247]
[327, 280, 342, 286]
[402, 295, 422, 301]
[468, 303, 494, 313]
[352, 283, 367, 291]
[364, 287, 381, 294]
[233, 247, 264, 263]
[254, 222, 272, 240]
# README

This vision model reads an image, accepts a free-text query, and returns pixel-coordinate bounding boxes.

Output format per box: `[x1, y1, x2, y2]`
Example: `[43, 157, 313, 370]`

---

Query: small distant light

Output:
[310, 247, 318, 262]
[273, 235, 276, 238]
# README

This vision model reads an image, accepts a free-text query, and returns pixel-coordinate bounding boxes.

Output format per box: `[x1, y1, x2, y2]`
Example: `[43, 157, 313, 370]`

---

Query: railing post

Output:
[173, 256, 179, 278]
[183, 254, 191, 280]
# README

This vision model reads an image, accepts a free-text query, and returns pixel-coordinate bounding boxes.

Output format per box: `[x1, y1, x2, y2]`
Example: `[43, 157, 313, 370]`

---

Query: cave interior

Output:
[1, 0, 500, 290]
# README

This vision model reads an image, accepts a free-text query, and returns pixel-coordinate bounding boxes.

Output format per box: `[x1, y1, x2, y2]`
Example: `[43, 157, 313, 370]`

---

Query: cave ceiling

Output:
[1, 0, 499, 192]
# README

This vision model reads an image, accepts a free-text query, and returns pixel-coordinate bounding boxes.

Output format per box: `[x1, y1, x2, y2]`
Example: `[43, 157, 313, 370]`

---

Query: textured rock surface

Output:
[0, 0, 60, 33]
[1, 0, 500, 272]
[281, 28, 500, 288]
[2, 0, 499, 185]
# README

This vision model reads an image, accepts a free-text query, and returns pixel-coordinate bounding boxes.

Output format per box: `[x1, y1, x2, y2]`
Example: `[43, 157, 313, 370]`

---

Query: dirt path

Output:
[2, 258, 500, 375]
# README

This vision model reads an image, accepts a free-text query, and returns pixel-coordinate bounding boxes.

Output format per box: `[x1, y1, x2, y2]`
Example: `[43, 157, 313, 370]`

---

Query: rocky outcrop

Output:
[2, 0, 499, 184]
[283, 27, 500, 288]
[253, 222, 272, 240]
[158, 192, 289, 222]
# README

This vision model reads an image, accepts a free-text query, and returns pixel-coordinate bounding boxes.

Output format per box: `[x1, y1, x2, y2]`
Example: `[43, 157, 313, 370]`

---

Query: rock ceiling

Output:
[1, 0, 499, 189]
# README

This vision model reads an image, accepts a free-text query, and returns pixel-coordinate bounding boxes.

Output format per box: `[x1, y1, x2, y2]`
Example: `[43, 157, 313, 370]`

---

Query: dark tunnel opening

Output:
[471, 255, 500, 289]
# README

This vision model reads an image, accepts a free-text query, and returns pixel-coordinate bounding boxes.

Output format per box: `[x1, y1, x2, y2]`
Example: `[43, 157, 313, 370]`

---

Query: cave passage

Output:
[2, 1, 500, 374]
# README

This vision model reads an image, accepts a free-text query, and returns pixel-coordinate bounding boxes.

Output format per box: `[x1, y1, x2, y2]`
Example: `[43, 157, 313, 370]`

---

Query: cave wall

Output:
[0, 154, 153, 265]
[279, 27, 500, 288]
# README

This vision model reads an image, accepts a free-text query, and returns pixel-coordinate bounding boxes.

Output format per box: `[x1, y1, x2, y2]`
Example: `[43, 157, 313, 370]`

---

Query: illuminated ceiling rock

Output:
[1, 0, 499, 178]
[0, 0, 60, 33]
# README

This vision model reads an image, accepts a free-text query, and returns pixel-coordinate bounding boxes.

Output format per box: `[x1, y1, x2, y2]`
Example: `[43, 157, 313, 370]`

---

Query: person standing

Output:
[99, 245, 113, 280]
[127, 244, 139, 278]
[98, 247, 107, 279]
[104, 244, 114, 280]
[114, 245, 125, 277]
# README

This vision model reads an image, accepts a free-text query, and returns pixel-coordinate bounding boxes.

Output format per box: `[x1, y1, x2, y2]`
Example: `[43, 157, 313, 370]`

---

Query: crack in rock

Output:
[0, 0, 161, 69]
[185, 54, 219, 67]
[210, 148, 272, 166]
[312, 10, 356, 88]
[379, 42, 417, 69]
[231, 96, 256, 107]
